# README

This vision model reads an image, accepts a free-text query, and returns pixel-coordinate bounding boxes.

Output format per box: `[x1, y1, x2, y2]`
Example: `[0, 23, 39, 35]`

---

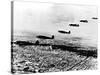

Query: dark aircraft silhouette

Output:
[14, 41, 33, 46]
[69, 24, 79, 27]
[80, 20, 88, 23]
[92, 17, 98, 20]
[58, 30, 71, 34]
[36, 35, 54, 39]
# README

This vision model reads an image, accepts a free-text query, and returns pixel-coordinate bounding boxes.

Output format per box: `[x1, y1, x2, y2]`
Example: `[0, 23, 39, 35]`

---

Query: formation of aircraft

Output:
[36, 17, 97, 38]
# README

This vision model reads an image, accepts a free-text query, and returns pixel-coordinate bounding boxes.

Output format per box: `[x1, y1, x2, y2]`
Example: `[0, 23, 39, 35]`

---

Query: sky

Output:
[13, 1, 98, 44]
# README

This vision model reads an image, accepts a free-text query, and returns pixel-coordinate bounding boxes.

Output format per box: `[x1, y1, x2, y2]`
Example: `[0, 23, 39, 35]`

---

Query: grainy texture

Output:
[11, 1, 98, 74]
[11, 36, 97, 74]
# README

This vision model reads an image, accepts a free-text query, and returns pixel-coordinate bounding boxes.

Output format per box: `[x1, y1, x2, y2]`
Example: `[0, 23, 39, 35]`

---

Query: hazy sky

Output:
[13, 1, 98, 44]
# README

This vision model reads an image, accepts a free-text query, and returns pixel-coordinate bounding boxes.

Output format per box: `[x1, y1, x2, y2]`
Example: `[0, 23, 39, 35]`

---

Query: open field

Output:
[12, 2, 98, 74]
[11, 36, 97, 74]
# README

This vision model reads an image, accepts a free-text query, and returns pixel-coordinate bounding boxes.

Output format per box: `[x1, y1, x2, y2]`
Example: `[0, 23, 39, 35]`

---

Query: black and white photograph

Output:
[11, 1, 98, 74]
